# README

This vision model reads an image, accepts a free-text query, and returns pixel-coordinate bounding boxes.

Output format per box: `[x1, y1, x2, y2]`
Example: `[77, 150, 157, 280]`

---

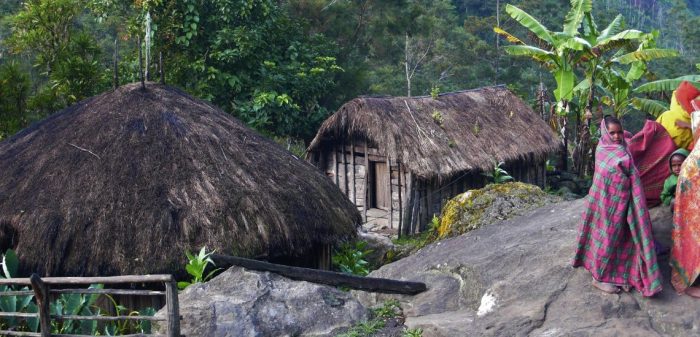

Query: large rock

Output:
[354, 199, 700, 337]
[157, 267, 367, 337]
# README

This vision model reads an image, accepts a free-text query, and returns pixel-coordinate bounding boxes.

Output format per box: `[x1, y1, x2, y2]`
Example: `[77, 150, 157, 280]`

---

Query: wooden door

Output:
[374, 162, 390, 210]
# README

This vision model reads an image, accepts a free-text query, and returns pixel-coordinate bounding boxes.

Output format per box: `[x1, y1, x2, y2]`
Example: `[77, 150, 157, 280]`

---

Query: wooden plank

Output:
[50, 289, 165, 296]
[0, 275, 172, 286]
[363, 142, 369, 222]
[0, 312, 39, 318]
[0, 331, 41, 337]
[165, 280, 180, 337]
[344, 145, 379, 156]
[52, 315, 165, 322]
[334, 144, 339, 187]
[397, 161, 403, 236]
[53, 334, 163, 337]
[211, 254, 426, 295]
[0, 290, 34, 296]
[351, 140, 356, 204]
[375, 162, 389, 209]
[342, 139, 348, 196]
[29, 274, 50, 337]
[388, 158, 393, 228]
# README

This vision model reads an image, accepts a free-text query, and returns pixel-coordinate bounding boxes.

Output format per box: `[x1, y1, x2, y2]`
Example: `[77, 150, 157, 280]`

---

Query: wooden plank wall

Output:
[314, 143, 550, 234]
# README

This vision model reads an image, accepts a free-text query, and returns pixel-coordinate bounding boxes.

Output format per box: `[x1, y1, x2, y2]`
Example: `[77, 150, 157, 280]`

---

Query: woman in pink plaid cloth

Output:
[572, 116, 662, 296]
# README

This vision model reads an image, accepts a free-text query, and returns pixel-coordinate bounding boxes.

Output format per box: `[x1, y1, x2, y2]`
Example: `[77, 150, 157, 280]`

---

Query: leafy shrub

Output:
[332, 241, 372, 276]
[403, 327, 423, 337]
[483, 161, 514, 184]
[177, 247, 222, 290]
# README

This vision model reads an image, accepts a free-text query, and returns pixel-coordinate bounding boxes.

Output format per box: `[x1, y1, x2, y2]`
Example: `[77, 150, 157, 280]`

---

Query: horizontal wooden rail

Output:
[50, 289, 165, 296]
[0, 274, 179, 337]
[0, 330, 41, 336]
[211, 254, 427, 295]
[0, 312, 39, 318]
[0, 290, 34, 296]
[53, 334, 164, 337]
[0, 275, 173, 286]
[52, 315, 166, 322]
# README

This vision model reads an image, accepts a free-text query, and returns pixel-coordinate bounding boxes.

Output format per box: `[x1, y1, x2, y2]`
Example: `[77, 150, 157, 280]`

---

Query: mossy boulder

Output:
[437, 182, 561, 238]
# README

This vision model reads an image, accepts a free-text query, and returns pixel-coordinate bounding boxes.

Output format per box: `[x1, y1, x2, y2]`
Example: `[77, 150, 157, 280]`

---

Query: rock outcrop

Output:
[157, 267, 367, 337]
[355, 199, 700, 337]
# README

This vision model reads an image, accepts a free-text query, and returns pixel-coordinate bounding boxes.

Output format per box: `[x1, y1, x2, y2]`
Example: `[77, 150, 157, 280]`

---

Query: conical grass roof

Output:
[0, 82, 359, 277]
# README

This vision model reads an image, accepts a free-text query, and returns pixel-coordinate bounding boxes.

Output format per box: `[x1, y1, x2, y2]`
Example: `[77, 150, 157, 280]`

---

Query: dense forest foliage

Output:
[0, 0, 699, 144]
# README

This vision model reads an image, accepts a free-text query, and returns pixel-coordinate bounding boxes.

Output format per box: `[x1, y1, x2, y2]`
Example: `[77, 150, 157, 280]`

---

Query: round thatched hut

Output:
[0, 82, 360, 277]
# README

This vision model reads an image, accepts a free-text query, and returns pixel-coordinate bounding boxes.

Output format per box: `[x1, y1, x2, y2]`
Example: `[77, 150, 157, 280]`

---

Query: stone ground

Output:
[354, 199, 700, 337]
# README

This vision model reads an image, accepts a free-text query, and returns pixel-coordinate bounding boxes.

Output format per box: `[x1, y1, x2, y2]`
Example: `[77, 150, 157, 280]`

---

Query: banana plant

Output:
[632, 72, 700, 117]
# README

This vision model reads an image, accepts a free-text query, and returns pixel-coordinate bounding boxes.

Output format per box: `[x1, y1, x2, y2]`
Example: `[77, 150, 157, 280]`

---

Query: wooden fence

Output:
[0, 274, 180, 337]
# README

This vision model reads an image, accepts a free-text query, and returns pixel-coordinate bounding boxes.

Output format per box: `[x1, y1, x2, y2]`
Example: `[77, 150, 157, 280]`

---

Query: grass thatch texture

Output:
[0, 82, 360, 277]
[308, 86, 559, 181]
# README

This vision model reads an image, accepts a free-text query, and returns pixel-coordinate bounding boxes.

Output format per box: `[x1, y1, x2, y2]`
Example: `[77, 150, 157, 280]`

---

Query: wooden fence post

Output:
[165, 279, 180, 337]
[29, 274, 50, 337]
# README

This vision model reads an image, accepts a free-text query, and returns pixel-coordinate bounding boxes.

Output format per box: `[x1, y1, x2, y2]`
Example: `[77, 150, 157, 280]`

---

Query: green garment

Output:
[661, 174, 678, 206]
[661, 148, 690, 206]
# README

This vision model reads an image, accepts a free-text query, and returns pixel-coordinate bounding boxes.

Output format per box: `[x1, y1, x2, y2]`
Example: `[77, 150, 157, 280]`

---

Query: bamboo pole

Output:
[113, 38, 119, 89]
[138, 35, 145, 89]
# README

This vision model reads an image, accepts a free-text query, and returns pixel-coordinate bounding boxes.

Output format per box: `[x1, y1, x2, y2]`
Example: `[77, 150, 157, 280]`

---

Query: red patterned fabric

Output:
[675, 80, 700, 115]
[626, 120, 677, 207]
[573, 119, 662, 297]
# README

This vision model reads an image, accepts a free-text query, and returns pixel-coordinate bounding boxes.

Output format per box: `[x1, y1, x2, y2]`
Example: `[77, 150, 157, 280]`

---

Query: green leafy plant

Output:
[372, 299, 401, 319]
[332, 241, 372, 276]
[0, 249, 38, 332]
[178, 247, 222, 290]
[483, 161, 514, 184]
[430, 85, 440, 99]
[403, 327, 424, 337]
[431, 110, 444, 126]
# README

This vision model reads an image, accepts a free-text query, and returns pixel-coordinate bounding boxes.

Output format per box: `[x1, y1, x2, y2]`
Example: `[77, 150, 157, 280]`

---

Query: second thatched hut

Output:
[306, 85, 558, 234]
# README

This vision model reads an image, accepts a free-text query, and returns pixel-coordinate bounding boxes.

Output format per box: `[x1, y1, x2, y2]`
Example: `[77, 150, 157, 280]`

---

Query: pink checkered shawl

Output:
[572, 120, 662, 297]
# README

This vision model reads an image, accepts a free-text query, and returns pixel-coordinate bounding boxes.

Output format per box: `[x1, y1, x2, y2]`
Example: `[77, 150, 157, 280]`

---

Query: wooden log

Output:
[388, 158, 393, 229]
[29, 274, 50, 337]
[211, 254, 426, 295]
[165, 280, 180, 337]
[351, 140, 356, 204]
[363, 142, 369, 222]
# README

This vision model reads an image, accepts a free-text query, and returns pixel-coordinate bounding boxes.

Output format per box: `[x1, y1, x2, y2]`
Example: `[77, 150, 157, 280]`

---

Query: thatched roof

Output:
[307, 86, 558, 180]
[0, 82, 360, 277]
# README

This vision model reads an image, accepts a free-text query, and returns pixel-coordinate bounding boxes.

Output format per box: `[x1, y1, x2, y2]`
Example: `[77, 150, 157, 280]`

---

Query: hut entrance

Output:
[368, 161, 389, 210]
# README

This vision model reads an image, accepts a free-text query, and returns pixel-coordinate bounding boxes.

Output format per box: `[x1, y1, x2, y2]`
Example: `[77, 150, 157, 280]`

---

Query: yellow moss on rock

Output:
[437, 182, 560, 240]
